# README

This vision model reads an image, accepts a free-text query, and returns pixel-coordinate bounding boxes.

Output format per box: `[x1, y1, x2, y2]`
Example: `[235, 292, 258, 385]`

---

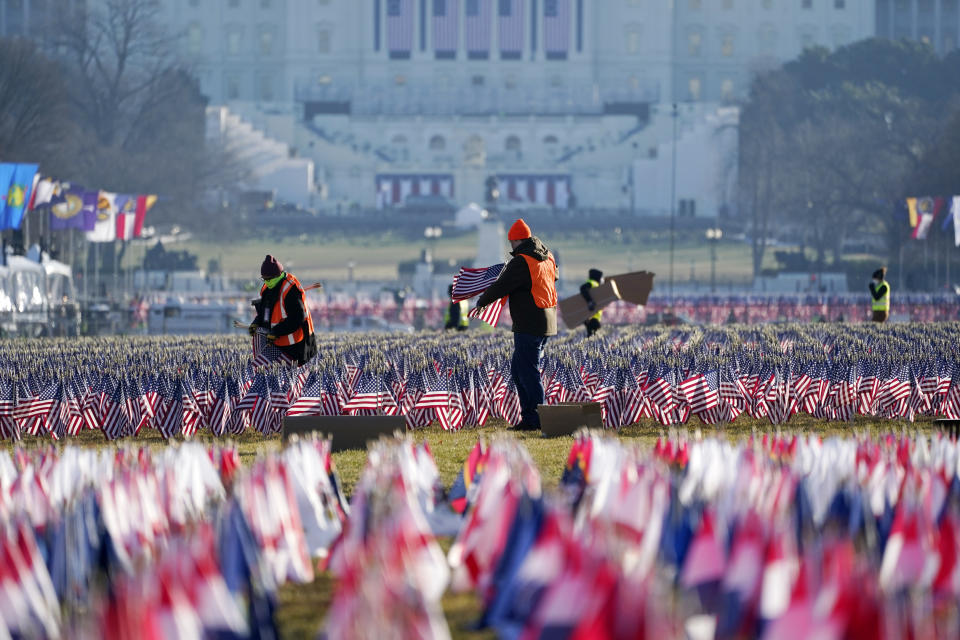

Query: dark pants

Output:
[512, 332, 548, 427]
[584, 318, 601, 337]
[872, 310, 888, 323]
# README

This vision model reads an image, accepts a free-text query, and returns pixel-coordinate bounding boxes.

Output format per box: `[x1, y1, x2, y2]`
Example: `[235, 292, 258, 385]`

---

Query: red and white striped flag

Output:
[469, 297, 507, 327]
[451, 263, 504, 301]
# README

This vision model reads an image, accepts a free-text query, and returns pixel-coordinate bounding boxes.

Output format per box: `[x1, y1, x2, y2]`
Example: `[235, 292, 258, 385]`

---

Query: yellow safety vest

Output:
[585, 279, 602, 322]
[871, 280, 890, 312]
[445, 300, 469, 328]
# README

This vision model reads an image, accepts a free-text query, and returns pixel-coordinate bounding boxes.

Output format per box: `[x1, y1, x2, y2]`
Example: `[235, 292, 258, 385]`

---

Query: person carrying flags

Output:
[869, 267, 891, 323]
[444, 284, 469, 331]
[579, 268, 604, 337]
[248, 254, 318, 366]
[475, 219, 558, 431]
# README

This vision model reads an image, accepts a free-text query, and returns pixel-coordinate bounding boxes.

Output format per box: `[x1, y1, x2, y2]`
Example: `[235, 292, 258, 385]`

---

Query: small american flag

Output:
[469, 297, 507, 327]
[451, 263, 504, 301]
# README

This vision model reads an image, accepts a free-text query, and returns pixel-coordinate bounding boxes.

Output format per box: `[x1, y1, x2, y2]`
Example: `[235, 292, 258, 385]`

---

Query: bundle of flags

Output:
[448, 429, 960, 638]
[904, 195, 960, 245]
[0, 435, 348, 638]
[451, 263, 508, 327]
[324, 436, 459, 639]
[0, 166, 158, 241]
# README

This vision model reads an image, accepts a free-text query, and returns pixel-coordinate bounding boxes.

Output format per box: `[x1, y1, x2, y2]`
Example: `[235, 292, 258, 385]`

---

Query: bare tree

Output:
[0, 38, 75, 171]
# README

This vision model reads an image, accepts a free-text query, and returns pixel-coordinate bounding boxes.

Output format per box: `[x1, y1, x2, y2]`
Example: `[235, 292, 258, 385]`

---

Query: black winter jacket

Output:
[254, 273, 317, 365]
[476, 237, 558, 336]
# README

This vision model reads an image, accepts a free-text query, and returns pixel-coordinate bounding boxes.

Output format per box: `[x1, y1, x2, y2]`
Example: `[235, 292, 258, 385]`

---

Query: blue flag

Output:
[1, 163, 39, 230]
[0, 164, 16, 228]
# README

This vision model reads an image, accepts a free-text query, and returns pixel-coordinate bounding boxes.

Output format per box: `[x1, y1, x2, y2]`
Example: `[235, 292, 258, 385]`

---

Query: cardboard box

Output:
[282, 415, 406, 452]
[607, 271, 655, 306]
[538, 403, 604, 437]
[558, 280, 621, 329]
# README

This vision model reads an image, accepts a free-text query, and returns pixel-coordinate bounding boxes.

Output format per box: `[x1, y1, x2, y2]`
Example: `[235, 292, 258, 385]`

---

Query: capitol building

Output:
[4, 0, 947, 214]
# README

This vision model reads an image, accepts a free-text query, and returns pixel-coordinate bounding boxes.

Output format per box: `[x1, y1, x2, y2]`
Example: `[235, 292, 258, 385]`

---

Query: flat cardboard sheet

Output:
[607, 271, 655, 306]
[558, 280, 621, 329]
[282, 415, 406, 452]
[538, 403, 604, 437]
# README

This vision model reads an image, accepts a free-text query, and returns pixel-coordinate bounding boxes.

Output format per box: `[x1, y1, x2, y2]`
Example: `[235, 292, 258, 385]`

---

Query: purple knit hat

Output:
[261, 254, 283, 279]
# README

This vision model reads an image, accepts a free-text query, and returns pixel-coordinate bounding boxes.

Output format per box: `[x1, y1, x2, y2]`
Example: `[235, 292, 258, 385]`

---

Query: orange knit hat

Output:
[508, 218, 531, 241]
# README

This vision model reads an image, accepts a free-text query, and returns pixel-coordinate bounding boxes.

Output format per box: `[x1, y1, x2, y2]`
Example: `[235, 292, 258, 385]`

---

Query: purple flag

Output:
[49, 187, 97, 231]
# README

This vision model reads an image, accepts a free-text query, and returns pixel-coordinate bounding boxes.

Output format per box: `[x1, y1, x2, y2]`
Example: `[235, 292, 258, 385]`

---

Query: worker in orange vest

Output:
[248, 254, 317, 365]
[475, 218, 558, 430]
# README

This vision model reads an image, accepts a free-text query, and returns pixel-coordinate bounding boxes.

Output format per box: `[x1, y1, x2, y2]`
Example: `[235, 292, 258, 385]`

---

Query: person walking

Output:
[248, 254, 318, 365]
[475, 219, 558, 430]
[580, 268, 604, 337]
[444, 284, 469, 331]
[869, 267, 891, 323]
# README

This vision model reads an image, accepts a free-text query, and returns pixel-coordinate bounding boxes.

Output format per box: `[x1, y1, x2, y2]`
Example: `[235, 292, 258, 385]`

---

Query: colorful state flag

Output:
[906, 197, 918, 228]
[50, 186, 94, 231]
[952, 196, 960, 248]
[0, 163, 39, 230]
[911, 196, 942, 240]
[0, 164, 13, 225]
[87, 191, 118, 242]
[29, 178, 57, 211]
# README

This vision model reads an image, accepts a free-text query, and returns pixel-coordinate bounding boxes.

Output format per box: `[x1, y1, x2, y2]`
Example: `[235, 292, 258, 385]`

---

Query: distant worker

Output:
[869, 267, 890, 323]
[248, 254, 317, 365]
[475, 219, 558, 431]
[445, 284, 469, 331]
[579, 269, 604, 337]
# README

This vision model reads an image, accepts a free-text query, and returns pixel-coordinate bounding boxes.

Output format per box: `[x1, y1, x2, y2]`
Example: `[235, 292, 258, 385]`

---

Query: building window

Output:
[721, 78, 734, 100]
[505, 135, 522, 152]
[229, 0, 240, 7]
[688, 76, 701, 100]
[429, 135, 446, 151]
[543, 135, 559, 145]
[802, 0, 812, 8]
[317, 27, 331, 53]
[834, 0, 844, 7]
[260, 28, 275, 55]
[688, 32, 702, 56]
[391, 135, 408, 146]
[187, 23, 203, 54]
[258, 75, 274, 101]
[626, 28, 641, 54]
[472, 75, 485, 86]
[227, 28, 242, 55]
[721, 33, 734, 56]
[225, 75, 241, 100]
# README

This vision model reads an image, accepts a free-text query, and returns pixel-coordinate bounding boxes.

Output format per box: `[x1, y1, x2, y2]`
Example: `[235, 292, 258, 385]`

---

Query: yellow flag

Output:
[906, 197, 918, 228]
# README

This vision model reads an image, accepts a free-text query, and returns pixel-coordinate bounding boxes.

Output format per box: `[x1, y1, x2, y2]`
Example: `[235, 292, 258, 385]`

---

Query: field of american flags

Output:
[0, 323, 958, 442]
[2, 417, 957, 638]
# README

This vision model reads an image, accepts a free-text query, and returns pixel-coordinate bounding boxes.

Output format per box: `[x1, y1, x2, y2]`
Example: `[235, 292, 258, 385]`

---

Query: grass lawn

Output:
[4, 414, 938, 638]
[154, 234, 773, 288]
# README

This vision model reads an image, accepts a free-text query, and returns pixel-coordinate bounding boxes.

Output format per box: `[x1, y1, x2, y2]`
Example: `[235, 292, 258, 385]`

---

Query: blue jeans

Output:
[511, 332, 548, 426]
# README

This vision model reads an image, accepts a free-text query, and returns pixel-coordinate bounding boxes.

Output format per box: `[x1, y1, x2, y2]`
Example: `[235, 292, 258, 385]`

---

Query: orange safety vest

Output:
[260, 273, 315, 347]
[520, 253, 558, 309]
